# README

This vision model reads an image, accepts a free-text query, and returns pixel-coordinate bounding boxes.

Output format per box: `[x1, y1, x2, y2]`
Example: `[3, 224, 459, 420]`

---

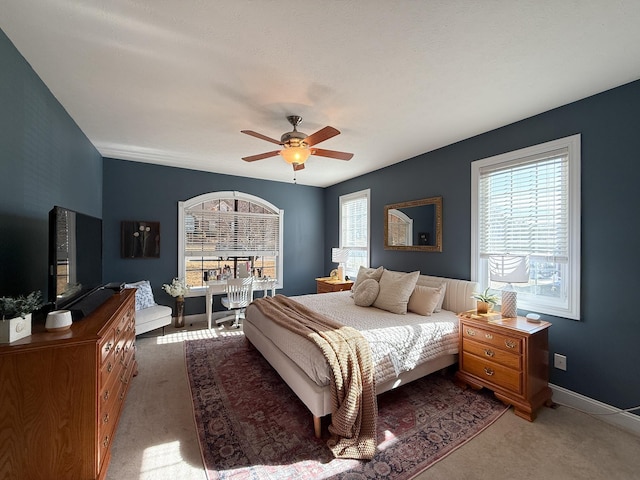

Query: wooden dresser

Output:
[315, 277, 354, 293]
[0, 289, 137, 480]
[455, 314, 552, 421]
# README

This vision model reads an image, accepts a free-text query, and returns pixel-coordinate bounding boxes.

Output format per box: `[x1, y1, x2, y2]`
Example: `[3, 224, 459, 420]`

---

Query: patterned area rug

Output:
[185, 335, 508, 480]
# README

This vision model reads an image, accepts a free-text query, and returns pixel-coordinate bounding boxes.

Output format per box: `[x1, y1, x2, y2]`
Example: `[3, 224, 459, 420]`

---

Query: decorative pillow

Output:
[373, 270, 420, 314]
[408, 285, 444, 316]
[124, 280, 156, 311]
[353, 278, 380, 307]
[415, 278, 447, 312]
[351, 265, 384, 293]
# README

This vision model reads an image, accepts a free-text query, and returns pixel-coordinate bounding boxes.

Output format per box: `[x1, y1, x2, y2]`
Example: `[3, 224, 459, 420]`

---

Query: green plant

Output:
[0, 291, 43, 320]
[471, 287, 499, 305]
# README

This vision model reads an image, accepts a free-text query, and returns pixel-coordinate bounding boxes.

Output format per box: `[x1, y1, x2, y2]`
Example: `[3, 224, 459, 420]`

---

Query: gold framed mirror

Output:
[384, 196, 442, 252]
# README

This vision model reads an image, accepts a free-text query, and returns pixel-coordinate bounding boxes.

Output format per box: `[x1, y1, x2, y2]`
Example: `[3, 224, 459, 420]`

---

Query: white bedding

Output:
[244, 290, 459, 387]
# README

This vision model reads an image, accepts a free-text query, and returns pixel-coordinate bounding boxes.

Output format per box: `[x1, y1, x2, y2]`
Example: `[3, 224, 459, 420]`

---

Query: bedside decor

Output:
[489, 255, 530, 318]
[0, 290, 43, 343]
[471, 287, 498, 314]
[163, 278, 190, 328]
[331, 248, 349, 282]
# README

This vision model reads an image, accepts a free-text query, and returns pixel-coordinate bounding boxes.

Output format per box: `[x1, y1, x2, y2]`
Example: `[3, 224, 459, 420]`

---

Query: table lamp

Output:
[489, 255, 530, 318]
[331, 248, 350, 282]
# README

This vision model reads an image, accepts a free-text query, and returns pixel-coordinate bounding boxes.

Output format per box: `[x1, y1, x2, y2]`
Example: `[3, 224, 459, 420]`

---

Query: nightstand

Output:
[315, 277, 354, 294]
[455, 314, 553, 421]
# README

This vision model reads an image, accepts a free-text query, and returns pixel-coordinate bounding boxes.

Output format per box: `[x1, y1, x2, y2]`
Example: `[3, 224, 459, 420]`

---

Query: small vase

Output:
[476, 301, 491, 314]
[174, 296, 185, 328]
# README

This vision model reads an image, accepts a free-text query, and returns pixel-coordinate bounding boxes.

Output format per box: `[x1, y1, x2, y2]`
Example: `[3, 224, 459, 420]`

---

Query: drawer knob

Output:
[505, 340, 516, 349]
[104, 342, 112, 352]
[484, 367, 495, 376]
[466, 329, 476, 336]
[102, 413, 109, 424]
[484, 349, 495, 357]
[485, 333, 493, 340]
[102, 436, 110, 448]
[103, 390, 110, 401]
[107, 362, 113, 373]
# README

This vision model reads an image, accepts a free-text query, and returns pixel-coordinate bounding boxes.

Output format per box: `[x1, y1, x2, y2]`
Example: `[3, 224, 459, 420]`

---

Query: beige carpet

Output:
[107, 317, 640, 480]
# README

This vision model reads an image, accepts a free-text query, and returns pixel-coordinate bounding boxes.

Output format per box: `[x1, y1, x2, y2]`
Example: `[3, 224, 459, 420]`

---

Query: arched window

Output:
[178, 191, 283, 295]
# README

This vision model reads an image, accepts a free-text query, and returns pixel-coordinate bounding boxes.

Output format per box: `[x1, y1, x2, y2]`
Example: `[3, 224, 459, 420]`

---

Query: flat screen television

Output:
[48, 206, 103, 312]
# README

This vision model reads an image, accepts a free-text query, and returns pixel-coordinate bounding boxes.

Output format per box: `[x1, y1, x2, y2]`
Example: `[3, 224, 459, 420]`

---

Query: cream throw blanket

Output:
[251, 295, 377, 460]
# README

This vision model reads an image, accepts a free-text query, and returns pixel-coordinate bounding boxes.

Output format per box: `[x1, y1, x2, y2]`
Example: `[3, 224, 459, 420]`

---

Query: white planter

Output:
[0, 313, 32, 343]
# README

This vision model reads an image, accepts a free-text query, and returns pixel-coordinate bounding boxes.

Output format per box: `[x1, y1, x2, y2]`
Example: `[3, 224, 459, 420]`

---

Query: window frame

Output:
[339, 189, 371, 279]
[178, 191, 284, 297]
[471, 134, 581, 320]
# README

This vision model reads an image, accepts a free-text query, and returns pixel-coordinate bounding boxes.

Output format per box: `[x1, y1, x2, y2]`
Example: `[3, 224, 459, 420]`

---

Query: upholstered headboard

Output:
[416, 275, 479, 314]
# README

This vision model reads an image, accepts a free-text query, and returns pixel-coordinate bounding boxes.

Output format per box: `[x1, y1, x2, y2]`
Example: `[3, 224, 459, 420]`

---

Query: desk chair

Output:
[216, 277, 253, 329]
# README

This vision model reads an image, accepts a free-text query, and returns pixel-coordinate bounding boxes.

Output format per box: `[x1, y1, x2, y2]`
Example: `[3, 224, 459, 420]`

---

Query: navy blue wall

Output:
[325, 80, 640, 412]
[0, 29, 102, 298]
[102, 159, 324, 313]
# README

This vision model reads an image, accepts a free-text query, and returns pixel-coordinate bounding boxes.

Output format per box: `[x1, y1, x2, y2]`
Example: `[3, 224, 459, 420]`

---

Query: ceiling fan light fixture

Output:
[280, 145, 311, 164]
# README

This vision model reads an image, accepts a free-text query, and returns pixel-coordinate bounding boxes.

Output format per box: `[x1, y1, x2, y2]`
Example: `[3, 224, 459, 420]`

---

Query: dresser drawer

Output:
[462, 351, 522, 394]
[100, 329, 116, 364]
[462, 324, 522, 354]
[463, 338, 521, 370]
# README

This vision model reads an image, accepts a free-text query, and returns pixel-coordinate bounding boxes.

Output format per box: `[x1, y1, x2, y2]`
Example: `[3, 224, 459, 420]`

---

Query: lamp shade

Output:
[280, 146, 310, 164]
[489, 255, 530, 284]
[331, 248, 350, 264]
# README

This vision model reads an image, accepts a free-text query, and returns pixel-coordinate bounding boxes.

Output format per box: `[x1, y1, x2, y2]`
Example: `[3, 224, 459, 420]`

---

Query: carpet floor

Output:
[185, 335, 509, 479]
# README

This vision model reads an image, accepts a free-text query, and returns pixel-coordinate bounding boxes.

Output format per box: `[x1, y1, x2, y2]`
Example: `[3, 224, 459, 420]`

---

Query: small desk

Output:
[205, 278, 278, 329]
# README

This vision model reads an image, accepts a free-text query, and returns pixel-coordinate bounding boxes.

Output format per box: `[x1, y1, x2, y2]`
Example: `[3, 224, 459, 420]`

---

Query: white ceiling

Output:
[3, 1, 640, 187]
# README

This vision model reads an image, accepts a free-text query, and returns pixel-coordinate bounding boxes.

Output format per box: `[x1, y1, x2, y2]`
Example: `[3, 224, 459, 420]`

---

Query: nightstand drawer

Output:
[462, 324, 522, 354]
[462, 352, 522, 394]
[463, 338, 521, 370]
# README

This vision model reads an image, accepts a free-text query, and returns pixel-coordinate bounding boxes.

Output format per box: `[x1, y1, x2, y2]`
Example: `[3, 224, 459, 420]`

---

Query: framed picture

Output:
[121, 221, 160, 258]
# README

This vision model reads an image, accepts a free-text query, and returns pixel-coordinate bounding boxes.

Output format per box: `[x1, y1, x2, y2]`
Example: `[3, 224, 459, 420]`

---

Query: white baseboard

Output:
[550, 383, 640, 437]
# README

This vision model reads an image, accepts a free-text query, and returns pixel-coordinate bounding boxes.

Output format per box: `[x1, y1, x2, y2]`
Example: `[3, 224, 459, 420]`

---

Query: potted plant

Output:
[0, 291, 43, 343]
[471, 288, 498, 314]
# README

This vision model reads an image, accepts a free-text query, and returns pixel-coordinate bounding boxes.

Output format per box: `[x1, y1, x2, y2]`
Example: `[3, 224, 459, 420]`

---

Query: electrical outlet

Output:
[554, 353, 567, 371]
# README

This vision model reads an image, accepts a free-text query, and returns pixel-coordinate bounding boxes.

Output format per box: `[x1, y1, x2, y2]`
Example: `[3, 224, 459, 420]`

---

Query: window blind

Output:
[184, 208, 280, 258]
[341, 194, 368, 248]
[478, 148, 569, 262]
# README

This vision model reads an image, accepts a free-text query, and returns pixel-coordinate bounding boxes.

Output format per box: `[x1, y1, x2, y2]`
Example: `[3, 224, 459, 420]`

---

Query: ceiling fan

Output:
[241, 115, 354, 171]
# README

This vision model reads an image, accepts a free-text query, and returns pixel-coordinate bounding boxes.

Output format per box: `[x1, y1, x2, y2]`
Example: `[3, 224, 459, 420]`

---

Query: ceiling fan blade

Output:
[310, 148, 353, 160]
[242, 151, 280, 162]
[304, 126, 340, 147]
[293, 163, 305, 171]
[241, 130, 282, 145]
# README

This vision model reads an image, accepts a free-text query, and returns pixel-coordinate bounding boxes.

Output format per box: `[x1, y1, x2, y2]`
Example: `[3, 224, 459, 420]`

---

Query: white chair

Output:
[216, 277, 253, 328]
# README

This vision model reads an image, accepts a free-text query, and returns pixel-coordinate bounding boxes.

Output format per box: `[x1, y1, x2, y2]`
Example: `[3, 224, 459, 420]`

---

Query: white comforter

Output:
[244, 291, 459, 387]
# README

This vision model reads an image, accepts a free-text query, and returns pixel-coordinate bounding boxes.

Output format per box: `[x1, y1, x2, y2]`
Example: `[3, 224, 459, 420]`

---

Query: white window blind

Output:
[339, 189, 370, 277]
[471, 134, 581, 320]
[184, 208, 280, 257]
[478, 149, 569, 263]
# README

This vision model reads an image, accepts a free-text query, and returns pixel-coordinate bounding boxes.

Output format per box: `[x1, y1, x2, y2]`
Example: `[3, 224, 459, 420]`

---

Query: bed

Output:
[243, 271, 479, 439]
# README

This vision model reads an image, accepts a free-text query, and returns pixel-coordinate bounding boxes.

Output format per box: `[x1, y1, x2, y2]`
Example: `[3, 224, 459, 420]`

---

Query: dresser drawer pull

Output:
[120, 375, 129, 385]
[120, 391, 126, 400]
[115, 345, 121, 354]
[484, 349, 495, 357]
[505, 340, 517, 349]
[102, 435, 110, 448]
[485, 333, 493, 340]
[466, 328, 476, 336]
[484, 367, 495, 376]
[102, 413, 109, 424]
[103, 390, 110, 401]
[104, 342, 113, 352]
[116, 327, 122, 335]
[107, 362, 113, 373]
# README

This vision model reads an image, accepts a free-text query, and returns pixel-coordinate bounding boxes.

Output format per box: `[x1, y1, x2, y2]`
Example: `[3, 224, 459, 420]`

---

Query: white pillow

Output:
[408, 285, 443, 316]
[373, 270, 420, 315]
[351, 266, 384, 293]
[124, 280, 156, 311]
[353, 278, 380, 307]
[415, 278, 447, 312]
